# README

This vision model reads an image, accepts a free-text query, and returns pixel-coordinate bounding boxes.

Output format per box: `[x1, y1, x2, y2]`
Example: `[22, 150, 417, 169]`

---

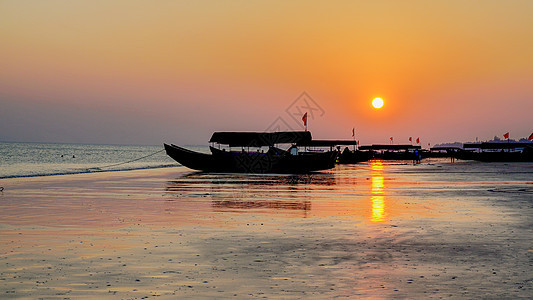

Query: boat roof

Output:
[429, 146, 463, 151]
[209, 131, 312, 147]
[297, 140, 357, 147]
[359, 144, 422, 151]
[464, 142, 533, 149]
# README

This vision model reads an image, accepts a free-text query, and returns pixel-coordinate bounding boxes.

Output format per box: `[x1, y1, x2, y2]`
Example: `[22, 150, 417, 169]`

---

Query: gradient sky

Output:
[1, 1, 532, 146]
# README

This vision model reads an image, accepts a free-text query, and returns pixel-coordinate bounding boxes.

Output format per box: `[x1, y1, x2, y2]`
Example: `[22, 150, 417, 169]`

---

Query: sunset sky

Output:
[1, 1, 532, 146]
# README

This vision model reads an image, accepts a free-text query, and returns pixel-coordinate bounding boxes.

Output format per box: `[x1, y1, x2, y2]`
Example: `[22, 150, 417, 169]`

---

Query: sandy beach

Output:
[1, 161, 532, 298]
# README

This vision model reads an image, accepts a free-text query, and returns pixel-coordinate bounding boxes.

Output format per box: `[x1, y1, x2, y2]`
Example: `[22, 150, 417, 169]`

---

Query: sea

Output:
[0, 142, 208, 179]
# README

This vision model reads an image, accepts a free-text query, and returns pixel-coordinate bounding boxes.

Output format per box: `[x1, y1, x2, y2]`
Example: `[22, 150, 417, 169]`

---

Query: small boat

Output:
[358, 144, 423, 162]
[164, 131, 338, 173]
[294, 139, 371, 164]
[461, 142, 533, 162]
[338, 148, 373, 163]
[427, 147, 463, 158]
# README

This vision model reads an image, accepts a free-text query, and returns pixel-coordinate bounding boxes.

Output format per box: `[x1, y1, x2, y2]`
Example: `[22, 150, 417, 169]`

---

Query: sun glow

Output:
[372, 97, 384, 109]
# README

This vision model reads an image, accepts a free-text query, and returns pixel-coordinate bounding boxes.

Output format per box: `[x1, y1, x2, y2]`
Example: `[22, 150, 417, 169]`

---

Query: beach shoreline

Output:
[1, 162, 532, 298]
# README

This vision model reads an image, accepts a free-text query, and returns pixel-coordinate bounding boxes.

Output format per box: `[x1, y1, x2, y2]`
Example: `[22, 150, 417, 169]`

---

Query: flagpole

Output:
[352, 128, 355, 152]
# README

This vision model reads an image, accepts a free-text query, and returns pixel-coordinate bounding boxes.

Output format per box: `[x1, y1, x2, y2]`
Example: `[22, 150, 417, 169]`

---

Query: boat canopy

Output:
[297, 140, 357, 147]
[464, 142, 533, 150]
[209, 131, 312, 147]
[429, 147, 463, 151]
[359, 144, 421, 151]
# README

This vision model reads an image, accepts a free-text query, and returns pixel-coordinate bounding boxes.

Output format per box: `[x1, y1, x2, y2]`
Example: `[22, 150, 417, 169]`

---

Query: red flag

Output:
[416, 137, 420, 144]
[352, 128, 355, 137]
[503, 132, 509, 139]
[302, 112, 307, 127]
[390, 137, 393, 142]
[529, 132, 533, 141]
[409, 137, 412, 142]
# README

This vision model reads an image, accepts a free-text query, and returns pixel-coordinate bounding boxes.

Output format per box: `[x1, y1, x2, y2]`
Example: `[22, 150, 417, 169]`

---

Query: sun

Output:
[372, 97, 384, 109]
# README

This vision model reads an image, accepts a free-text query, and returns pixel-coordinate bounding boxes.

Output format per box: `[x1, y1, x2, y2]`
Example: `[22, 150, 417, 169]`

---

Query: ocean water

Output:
[0, 142, 208, 178]
[2, 149, 533, 297]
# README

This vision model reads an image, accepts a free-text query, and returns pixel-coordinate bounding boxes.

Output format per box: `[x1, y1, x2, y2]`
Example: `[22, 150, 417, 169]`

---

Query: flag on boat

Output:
[504, 132, 509, 139]
[352, 128, 355, 137]
[302, 112, 307, 127]
[529, 132, 533, 141]
[416, 137, 420, 144]
[409, 137, 412, 142]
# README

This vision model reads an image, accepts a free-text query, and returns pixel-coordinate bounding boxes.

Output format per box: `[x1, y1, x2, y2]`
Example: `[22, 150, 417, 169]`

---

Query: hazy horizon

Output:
[2, 1, 532, 146]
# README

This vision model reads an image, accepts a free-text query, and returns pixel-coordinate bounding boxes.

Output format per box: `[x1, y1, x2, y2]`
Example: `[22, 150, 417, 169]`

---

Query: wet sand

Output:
[1, 160, 532, 298]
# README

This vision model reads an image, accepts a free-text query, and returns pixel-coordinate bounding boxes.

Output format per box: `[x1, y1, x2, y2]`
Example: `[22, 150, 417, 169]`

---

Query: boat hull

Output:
[337, 149, 372, 164]
[164, 144, 337, 173]
[467, 151, 533, 162]
[458, 143, 533, 162]
[163, 144, 221, 172]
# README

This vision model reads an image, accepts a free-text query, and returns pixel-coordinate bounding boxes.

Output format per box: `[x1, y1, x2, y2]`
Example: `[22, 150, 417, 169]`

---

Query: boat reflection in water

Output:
[165, 161, 396, 223]
[166, 172, 336, 217]
[212, 200, 310, 211]
[370, 160, 387, 222]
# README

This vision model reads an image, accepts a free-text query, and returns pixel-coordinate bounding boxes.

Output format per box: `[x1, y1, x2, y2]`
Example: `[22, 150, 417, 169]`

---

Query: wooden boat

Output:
[338, 149, 373, 164]
[461, 142, 533, 162]
[295, 139, 371, 164]
[427, 147, 463, 158]
[358, 144, 423, 161]
[164, 131, 338, 173]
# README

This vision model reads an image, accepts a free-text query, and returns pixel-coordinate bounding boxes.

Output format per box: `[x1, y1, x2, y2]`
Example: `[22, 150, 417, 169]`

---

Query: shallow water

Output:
[1, 160, 532, 298]
[0, 142, 187, 178]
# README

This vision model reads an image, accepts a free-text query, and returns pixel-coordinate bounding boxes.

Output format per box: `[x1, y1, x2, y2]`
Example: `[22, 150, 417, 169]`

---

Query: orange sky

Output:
[1, 1, 532, 145]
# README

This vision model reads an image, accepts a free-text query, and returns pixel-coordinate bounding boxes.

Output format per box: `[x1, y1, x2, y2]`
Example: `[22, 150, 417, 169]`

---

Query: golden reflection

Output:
[371, 176, 384, 194]
[370, 195, 386, 222]
[371, 160, 384, 171]
[370, 161, 386, 222]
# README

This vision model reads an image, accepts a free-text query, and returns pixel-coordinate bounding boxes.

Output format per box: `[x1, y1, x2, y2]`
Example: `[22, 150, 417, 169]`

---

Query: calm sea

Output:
[0, 142, 208, 179]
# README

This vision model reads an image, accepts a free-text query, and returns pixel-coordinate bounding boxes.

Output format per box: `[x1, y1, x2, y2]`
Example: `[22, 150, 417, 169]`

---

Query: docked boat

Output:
[164, 131, 338, 173]
[338, 148, 373, 163]
[288, 140, 371, 164]
[294, 139, 370, 164]
[358, 144, 423, 161]
[460, 142, 533, 162]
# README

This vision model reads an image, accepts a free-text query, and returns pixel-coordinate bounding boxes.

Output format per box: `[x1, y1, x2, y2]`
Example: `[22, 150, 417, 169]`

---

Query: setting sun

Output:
[372, 98, 384, 109]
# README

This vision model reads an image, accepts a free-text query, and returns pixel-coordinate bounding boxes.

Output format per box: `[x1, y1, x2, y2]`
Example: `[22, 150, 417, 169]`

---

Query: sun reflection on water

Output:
[371, 176, 384, 194]
[371, 160, 384, 171]
[370, 161, 386, 222]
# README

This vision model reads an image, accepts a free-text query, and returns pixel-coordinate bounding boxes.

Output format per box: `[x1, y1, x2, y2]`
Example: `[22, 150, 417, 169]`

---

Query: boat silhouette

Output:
[165, 131, 337, 173]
